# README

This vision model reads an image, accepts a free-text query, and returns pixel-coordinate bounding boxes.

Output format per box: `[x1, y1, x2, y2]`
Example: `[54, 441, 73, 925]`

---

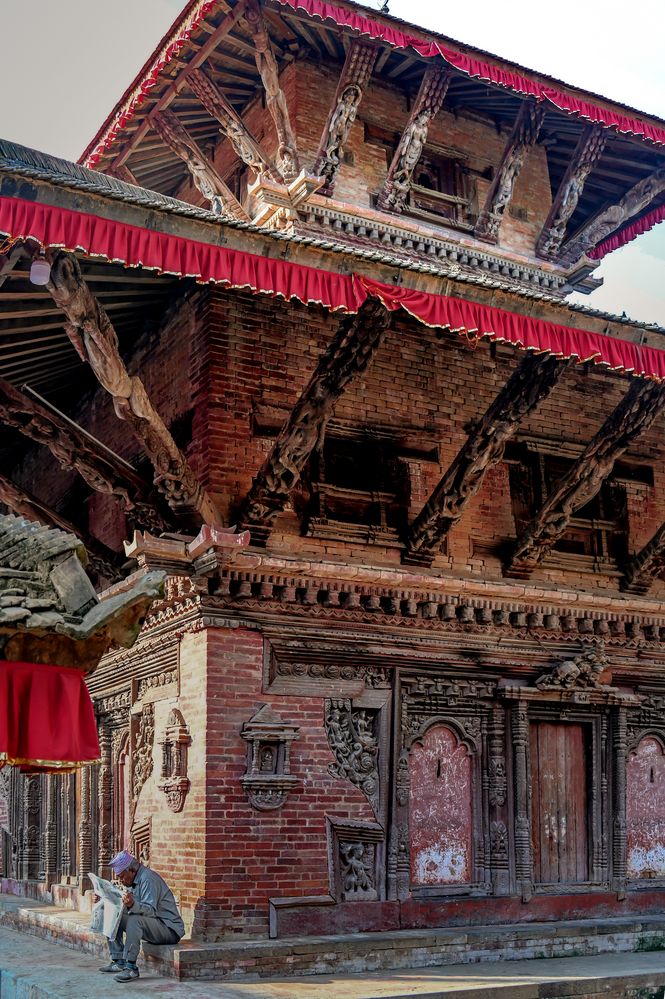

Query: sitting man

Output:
[99, 850, 184, 983]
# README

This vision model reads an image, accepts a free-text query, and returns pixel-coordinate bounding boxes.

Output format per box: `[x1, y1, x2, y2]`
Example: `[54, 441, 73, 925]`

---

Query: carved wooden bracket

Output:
[244, 0, 300, 182]
[152, 109, 249, 219]
[475, 100, 546, 243]
[325, 698, 380, 816]
[377, 65, 452, 213]
[536, 125, 607, 259]
[506, 377, 665, 578]
[240, 704, 300, 810]
[404, 353, 567, 567]
[158, 709, 190, 813]
[622, 520, 665, 595]
[313, 40, 378, 195]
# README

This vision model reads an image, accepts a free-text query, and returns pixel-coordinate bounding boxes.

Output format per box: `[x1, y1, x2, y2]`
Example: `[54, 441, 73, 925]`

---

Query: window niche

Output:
[158, 709, 190, 813]
[241, 705, 300, 811]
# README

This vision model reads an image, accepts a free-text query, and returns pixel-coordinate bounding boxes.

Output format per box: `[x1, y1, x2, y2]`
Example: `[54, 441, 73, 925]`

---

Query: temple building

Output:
[3, 0, 665, 978]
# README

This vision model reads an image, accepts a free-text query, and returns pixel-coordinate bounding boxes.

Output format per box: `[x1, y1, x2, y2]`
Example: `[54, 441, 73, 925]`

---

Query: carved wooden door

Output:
[530, 721, 588, 884]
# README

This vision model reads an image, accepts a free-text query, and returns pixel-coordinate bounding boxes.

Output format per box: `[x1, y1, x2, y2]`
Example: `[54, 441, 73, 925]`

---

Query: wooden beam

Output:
[377, 65, 451, 214]
[537, 126, 607, 259]
[559, 164, 665, 265]
[239, 297, 391, 543]
[0, 472, 126, 581]
[107, 163, 141, 187]
[506, 377, 665, 578]
[244, 0, 300, 181]
[187, 67, 280, 181]
[475, 100, 546, 243]
[46, 251, 219, 532]
[403, 352, 568, 567]
[151, 109, 249, 219]
[313, 39, 378, 195]
[0, 377, 169, 533]
[622, 522, 665, 594]
[0, 243, 28, 291]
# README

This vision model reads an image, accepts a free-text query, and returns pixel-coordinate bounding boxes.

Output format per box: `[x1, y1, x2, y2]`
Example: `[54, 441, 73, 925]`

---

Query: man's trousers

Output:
[109, 909, 180, 963]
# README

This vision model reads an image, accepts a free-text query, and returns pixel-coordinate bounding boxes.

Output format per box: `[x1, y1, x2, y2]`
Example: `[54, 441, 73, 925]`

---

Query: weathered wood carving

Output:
[47, 252, 218, 531]
[535, 644, 611, 691]
[152, 109, 248, 219]
[377, 65, 451, 213]
[325, 698, 380, 816]
[507, 377, 665, 577]
[511, 702, 533, 901]
[612, 709, 628, 897]
[188, 68, 278, 181]
[622, 520, 665, 594]
[475, 100, 546, 242]
[314, 40, 378, 194]
[340, 841, 375, 898]
[239, 297, 391, 539]
[244, 0, 300, 181]
[404, 352, 566, 566]
[130, 703, 155, 822]
[536, 125, 607, 258]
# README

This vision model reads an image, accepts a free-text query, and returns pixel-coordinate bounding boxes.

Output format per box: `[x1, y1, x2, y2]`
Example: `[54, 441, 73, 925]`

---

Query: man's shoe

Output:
[114, 967, 140, 982]
[99, 961, 125, 973]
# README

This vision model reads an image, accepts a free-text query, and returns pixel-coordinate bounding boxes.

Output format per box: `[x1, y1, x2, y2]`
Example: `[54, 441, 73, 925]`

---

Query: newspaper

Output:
[89, 872, 124, 939]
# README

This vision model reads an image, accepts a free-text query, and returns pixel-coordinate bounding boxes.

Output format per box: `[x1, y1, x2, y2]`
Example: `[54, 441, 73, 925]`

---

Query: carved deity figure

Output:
[340, 842, 372, 893]
[535, 647, 611, 690]
[322, 85, 362, 180]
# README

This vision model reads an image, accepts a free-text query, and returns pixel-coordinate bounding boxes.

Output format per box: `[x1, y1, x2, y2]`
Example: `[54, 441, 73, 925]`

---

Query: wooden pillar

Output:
[612, 708, 628, 899]
[98, 720, 113, 878]
[511, 702, 532, 901]
[78, 767, 93, 892]
[487, 705, 510, 894]
[43, 776, 58, 888]
[22, 775, 41, 881]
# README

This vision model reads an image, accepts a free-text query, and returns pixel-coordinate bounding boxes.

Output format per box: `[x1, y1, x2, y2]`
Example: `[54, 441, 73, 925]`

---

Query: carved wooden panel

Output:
[627, 736, 665, 879]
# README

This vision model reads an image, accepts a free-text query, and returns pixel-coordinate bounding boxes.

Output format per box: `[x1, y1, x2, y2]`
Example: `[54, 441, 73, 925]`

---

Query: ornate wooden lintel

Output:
[313, 39, 378, 195]
[46, 251, 219, 532]
[404, 352, 567, 567]
[507, 377, 665, 578]
[376, 65, 452, 214]
[536, 125, 607, 259]
[238, 296, 391, 541]
[475, 100, 546, 243]
[152, 109, 249, 220]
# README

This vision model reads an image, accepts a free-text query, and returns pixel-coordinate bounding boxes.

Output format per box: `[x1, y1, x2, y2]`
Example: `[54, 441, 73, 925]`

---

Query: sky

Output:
[0, 0, 663, 324]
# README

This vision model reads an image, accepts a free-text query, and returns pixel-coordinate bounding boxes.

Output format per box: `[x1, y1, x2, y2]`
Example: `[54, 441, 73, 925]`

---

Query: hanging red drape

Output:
[0, 661, 100, 771]
[588, 203, 665, 260]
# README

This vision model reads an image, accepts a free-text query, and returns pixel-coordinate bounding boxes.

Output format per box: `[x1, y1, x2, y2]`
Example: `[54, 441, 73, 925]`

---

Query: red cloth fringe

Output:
[588, 202, 665, 260]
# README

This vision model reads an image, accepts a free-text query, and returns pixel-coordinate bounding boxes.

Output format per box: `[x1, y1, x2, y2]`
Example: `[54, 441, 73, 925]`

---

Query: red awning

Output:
[0, 661, 100, 772]
[588, 202, 665, 260]
[2, 194, 664, 381]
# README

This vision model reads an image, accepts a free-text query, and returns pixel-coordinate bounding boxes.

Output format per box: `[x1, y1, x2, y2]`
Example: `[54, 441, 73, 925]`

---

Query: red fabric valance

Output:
[588, 203, 665, 260]
[2, 195, 664, 380]
[0, 661, 100, 772]
[275, 0, 665, 148]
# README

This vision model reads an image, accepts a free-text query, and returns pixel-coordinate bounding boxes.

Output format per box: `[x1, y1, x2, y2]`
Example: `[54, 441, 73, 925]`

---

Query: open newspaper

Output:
[89, 872, 124, 939]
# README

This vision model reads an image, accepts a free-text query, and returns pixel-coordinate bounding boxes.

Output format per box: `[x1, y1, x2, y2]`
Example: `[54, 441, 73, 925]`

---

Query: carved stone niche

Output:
[328, 817, 384, 902]
[241, 705, 300, 811]
[158, 709, 190, 813]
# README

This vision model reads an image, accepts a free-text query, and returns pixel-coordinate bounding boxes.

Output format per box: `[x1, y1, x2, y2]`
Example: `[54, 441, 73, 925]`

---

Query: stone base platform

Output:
[3, 892, 665, 985]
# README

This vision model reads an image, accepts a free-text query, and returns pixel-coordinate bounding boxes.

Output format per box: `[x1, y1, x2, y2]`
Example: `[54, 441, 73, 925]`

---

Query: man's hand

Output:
[122, 891, 135, 909]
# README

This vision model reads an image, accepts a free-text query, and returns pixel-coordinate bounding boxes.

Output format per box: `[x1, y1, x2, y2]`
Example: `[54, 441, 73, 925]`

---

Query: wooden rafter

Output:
[239, 297, 391, 543]
[506, 377, 665, 578]
[403, 352, 568, 567]
[475, 100, 546, 243]
[313, 39, 378, 195]
[45, 251, 218, 533]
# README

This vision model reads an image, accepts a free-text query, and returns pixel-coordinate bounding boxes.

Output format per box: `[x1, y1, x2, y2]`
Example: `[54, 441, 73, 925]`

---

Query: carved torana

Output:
[537, 125, 607, 258]
[47, 252, 218, 532]
[239, 297, 391, 539]
[325, 698, 380, 816]
[507, 377, 665, 577]
[475, 100, 546, 243]
[314, 40, 378, 194]
[404, 352, 567, 566]
[377, 65, 451, 213]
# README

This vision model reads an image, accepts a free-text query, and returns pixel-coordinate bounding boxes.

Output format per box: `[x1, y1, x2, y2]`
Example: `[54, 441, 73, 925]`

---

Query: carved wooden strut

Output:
[313, 40, 378, 195]
[377, 65, 451, 214]
[506, 376, 665, 577]
[559, 165, 665, 265]
[188, 67, 279, 182]
[536, 125, 607, 259]
[152, 109, 248, 219]
[475, 100, 546, 243]
[244, 0, 300, 181]
[404, 352, 568, 566]
[239, 296, 391, 540]
[622, 520, 665, 594]
[46, 251, 219, 532]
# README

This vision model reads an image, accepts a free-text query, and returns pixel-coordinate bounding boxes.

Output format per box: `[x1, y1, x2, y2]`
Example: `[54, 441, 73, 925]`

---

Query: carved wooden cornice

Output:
[475, 100, 546, 243]
[313, 40, 378, 195]
[238, 296, 391, 541]
[404, 353, 568, 567]
[46, 251, 219, 532]
[560, 165, 665, 265]
[377, 65, 452, 214]
[507, 377, 665, 578]
[622, 521, 665, 595]
[188, 67, 280, 182]
[536, 125, 607, 259]
[152, 109, 249, 220]
[244, 0, 300, 182]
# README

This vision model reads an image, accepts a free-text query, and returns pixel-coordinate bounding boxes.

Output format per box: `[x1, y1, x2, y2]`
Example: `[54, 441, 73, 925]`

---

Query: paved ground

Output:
[3, 924, 665, 998]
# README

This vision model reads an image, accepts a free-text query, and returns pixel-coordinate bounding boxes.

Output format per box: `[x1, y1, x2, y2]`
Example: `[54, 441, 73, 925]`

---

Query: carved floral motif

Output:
[131, 703, 154, 820]
[325, 698, 380, 815]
